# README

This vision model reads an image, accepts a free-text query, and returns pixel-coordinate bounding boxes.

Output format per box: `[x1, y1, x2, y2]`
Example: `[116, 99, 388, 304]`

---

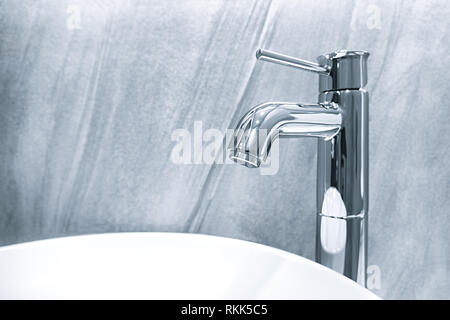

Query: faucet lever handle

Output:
[256, 49, 330, 75]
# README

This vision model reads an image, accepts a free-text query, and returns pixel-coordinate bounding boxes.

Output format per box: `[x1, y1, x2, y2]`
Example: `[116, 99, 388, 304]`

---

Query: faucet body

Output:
[230, 49, 369, 286]
[316, 88, 368, 285]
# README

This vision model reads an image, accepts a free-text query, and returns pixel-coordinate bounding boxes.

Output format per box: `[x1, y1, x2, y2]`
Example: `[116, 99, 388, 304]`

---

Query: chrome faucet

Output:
[229, 49, 369, 286]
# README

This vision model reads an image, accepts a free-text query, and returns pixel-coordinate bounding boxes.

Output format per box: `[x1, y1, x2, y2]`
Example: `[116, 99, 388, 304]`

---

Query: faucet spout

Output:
[229, 102, 342, 168]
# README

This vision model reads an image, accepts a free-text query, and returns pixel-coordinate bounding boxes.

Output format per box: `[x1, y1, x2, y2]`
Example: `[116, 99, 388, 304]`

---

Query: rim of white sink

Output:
[0, 232, 379, 300]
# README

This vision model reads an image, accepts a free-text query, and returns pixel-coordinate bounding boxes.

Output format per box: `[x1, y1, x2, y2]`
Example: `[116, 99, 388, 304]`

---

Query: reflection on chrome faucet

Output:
[229, 49, 370, 286]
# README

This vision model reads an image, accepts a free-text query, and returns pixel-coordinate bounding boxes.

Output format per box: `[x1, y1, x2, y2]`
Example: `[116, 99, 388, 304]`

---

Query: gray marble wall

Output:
[1, 0, 449, 299]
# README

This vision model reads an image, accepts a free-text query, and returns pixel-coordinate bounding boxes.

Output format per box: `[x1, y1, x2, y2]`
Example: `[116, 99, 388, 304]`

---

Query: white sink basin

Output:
[0, 233, 378, 299]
